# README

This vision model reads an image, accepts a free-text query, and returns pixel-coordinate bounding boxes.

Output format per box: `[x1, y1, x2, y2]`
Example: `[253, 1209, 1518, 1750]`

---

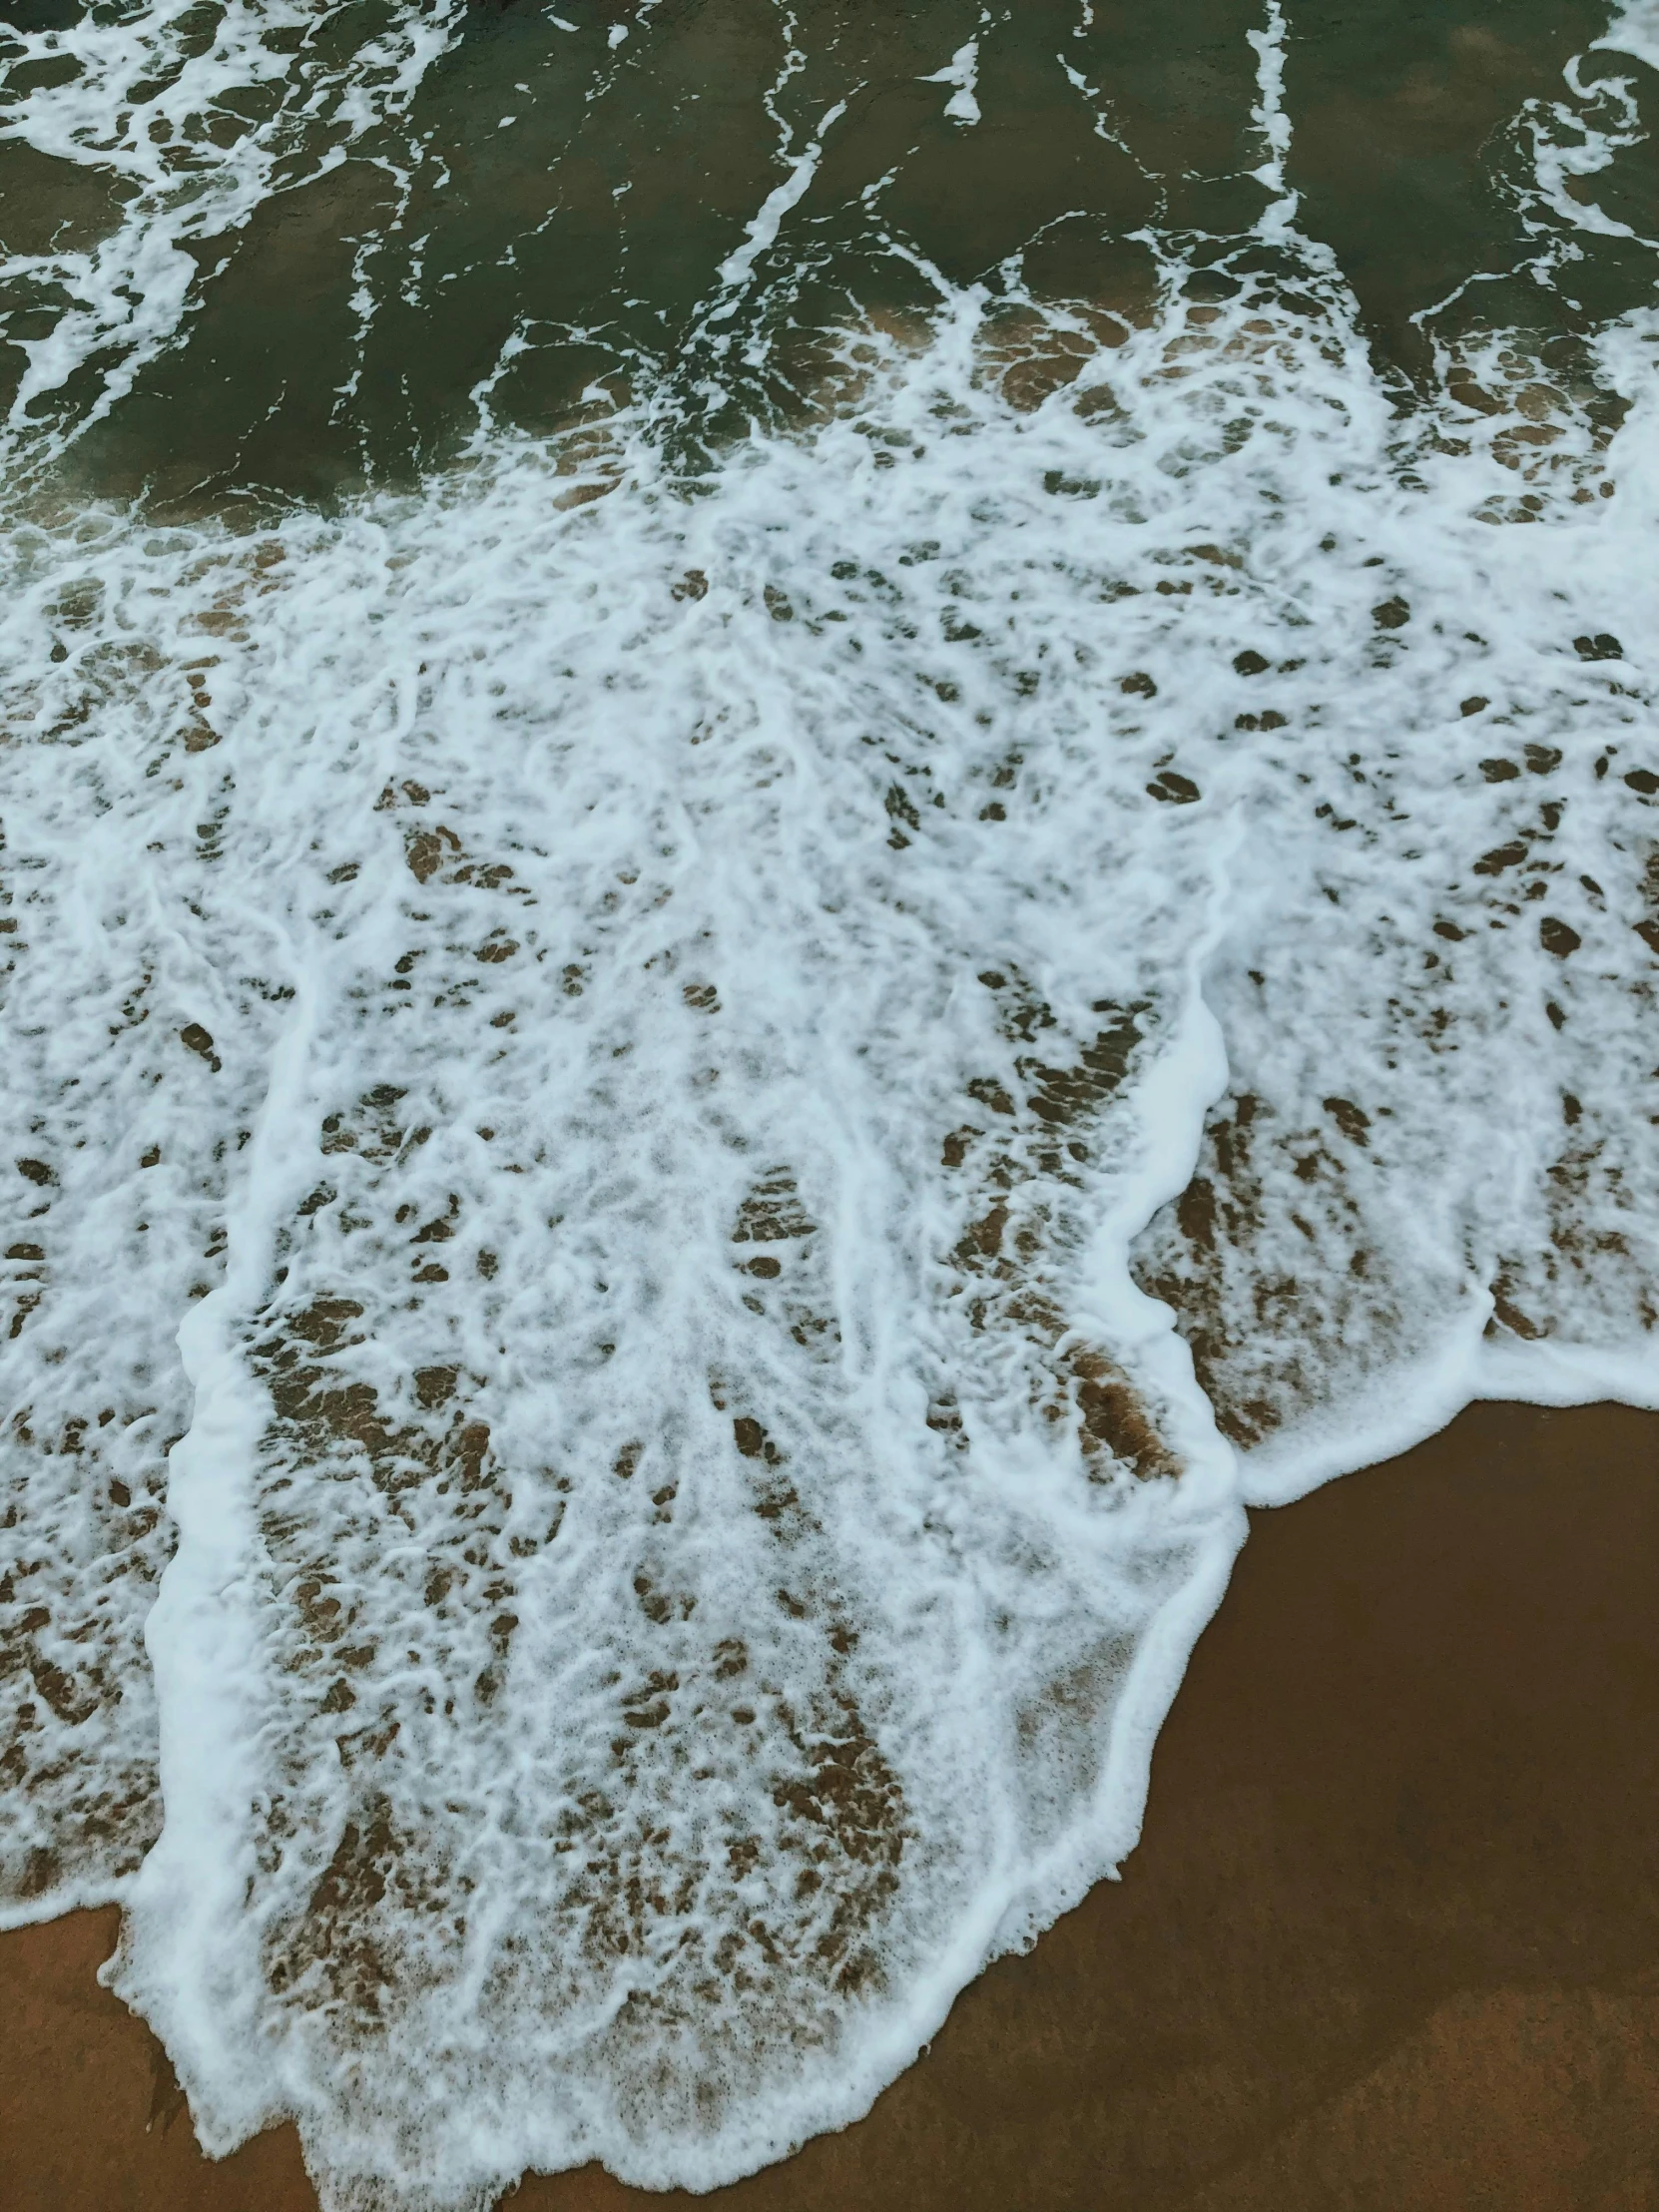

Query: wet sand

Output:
[6, 1398, 1657, 2212]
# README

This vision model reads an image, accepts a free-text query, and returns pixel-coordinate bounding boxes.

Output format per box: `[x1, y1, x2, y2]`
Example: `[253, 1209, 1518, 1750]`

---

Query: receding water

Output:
[2, 3, 1657, 2206]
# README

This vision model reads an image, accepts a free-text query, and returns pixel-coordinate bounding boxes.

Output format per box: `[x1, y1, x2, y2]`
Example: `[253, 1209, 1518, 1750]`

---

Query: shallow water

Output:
[2, 3, 1657, 2206]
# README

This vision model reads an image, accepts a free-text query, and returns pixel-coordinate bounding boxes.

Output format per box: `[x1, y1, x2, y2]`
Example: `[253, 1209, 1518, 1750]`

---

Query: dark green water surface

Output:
[3, 0, 1655, 506]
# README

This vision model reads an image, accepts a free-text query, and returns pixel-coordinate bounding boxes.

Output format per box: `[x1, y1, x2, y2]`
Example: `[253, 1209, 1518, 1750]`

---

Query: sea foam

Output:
[2, 2, 1657, 2205]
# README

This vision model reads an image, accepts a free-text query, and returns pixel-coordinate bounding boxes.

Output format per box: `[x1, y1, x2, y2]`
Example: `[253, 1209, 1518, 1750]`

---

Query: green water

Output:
[5, 0, 1654, 508]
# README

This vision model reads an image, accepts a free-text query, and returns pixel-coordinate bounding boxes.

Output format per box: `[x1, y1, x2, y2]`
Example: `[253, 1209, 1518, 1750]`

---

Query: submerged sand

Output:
[5, 1398, 1657, 2212]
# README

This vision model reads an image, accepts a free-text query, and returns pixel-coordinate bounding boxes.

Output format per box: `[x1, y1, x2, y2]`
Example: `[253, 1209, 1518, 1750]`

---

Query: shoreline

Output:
[6, 1398, 1657, 2211]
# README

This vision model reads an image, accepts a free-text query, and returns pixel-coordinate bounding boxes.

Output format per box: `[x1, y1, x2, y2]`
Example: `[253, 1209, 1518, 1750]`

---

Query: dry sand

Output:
[6, 1399, 1657, 2212]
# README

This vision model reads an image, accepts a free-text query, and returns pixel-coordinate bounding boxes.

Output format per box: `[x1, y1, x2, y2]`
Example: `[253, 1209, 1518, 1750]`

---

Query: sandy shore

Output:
[6, 1399, 1657, 2211]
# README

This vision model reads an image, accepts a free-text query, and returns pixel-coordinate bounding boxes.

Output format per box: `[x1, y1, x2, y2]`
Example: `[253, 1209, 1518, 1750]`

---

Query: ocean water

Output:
[2, 0, 1657, 2202]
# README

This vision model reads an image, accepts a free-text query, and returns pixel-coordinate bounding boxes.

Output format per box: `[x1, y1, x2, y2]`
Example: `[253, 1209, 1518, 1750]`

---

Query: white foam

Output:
[1594, 0, 1659, 74]
[920, 39, 981, 128]
[1, 1, 1657, 2206]
[714, 101, 847, 303]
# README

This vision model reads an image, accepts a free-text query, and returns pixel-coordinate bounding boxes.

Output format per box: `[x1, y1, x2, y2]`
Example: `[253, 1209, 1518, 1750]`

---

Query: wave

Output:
[2, 2, 1657, 2204]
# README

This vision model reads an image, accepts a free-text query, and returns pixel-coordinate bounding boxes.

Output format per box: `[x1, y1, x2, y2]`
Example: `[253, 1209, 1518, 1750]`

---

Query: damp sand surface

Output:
[7, 1399, 1658, 2212]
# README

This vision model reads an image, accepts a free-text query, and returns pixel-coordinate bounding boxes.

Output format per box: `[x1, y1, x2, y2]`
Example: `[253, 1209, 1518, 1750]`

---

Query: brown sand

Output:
[5, 1399, 1658, 2212]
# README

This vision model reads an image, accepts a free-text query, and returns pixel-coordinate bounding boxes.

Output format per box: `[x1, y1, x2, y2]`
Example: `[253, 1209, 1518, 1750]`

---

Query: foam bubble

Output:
[1596, 0, 1659, 73]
